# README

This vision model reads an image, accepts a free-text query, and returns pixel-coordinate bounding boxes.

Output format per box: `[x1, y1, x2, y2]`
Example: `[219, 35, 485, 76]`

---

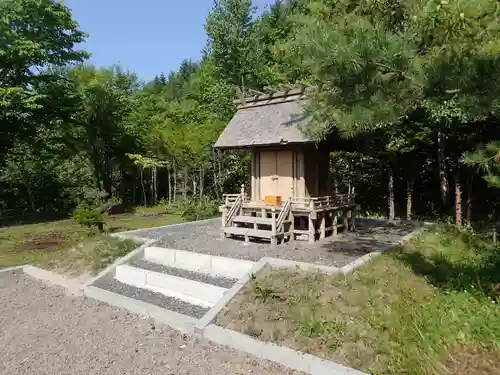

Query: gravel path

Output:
[129, 259, 237, 288]
[93, 277, 209, 318]
[0, 272, 303, 375]
[129, 218, 420, 267]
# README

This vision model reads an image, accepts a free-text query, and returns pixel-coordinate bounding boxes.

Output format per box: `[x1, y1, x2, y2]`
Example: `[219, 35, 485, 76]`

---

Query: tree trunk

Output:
[466, 173, 473, 224]
[333, 174, 339, 195]
[173, 159, 177, 202]
[455, 172, 462, 228]
[183, 167, 188, 200]
[437, 131, 449, 207]
[193, 178, 197, 197]
[24, 182, 37, 213]
[168, 166, 172, 204]
[388, 170, 395, 221]
[212, 149, 220, 198]
[132, 177, 136, 206]
[199, 165, 204, 199]
[406, 178, 413, 220]
[218, 152, 223, 196]
[140, 169, 147, 207]
[152, 166, 157, 206]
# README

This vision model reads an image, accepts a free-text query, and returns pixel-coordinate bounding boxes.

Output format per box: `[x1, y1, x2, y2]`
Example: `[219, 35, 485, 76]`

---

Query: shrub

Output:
[180, 199, 220, 221]
[72, 203, 107, 232]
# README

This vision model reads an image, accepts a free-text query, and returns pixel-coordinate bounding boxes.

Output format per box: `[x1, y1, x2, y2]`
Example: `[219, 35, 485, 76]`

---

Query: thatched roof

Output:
[214, 88, 313, 149]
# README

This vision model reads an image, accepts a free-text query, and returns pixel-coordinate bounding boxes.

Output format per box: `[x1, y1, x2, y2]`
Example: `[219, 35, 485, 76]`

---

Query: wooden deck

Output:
[219, 192, 356, 245]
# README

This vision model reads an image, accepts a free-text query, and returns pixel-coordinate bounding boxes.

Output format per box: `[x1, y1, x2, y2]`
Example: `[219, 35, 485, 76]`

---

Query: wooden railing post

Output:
[271, 208, 277, 246]
[308, 200, 315, 244]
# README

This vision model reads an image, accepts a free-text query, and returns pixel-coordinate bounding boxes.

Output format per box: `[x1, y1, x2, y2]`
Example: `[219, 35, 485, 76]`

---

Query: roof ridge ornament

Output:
[233, 83, 312, 106]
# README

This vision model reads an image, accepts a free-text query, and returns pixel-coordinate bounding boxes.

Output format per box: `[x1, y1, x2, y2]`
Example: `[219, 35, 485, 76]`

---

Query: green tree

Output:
[0, 0, 88, 159]
[205, 0, 258, 88]
[64, 65, 140, 197]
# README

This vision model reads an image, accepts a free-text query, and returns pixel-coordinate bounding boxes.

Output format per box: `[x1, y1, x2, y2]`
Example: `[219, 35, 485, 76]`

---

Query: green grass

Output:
[0, 205, 186, 275]
[217, 227, 500, 375]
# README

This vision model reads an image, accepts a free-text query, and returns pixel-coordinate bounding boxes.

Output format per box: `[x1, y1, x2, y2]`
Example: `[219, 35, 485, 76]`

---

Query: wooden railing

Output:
[291, 193, 356, 210]
[223, 193, 243, 205]
[276, 197, 291, 232]
[224, 194, 242, 226]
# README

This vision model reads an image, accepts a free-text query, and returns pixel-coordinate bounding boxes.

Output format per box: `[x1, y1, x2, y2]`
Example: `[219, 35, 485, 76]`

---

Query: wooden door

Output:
[276, 151, 293, 200]
[260, 151, 277, 200]
[259, 151, 294, 201]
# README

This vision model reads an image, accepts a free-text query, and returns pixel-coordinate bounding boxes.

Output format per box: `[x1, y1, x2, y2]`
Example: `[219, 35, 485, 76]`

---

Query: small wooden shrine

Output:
[214, 86, 356, 245]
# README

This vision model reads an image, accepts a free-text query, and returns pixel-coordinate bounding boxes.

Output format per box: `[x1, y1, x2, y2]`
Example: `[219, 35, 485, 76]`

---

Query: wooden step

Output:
[223, 226, 275, 239]
[232, 215, 291, 225]
[232, 215, 273, 225]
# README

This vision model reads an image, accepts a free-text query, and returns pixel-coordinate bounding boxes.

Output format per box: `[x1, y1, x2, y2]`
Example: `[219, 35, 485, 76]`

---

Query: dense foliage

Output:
[0, 0, 498, 230]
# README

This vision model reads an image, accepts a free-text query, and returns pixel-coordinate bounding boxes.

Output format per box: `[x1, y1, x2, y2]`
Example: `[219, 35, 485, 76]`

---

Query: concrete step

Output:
[114, 264, 228, 308]
[129, 259, 237, 289]
[143, 246, 256, 279]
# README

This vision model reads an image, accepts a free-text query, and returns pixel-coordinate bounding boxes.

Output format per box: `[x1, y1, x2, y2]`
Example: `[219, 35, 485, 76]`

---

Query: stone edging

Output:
[0, 265, 84, 296]
[115, 217, 218, 235]
[203, 324, 366, 375]
[84, 285, 197, 334]
[194, 258, 270, 335]
[339, 226, 427, 275]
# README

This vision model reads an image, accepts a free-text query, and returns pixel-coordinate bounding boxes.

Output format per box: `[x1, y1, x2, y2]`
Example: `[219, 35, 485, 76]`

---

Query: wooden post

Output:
[333, 211, 338, 236]
[240, 184, 245, 215]
[308, 200, 315, 243]
[271, 208, 277, 246]
[220, 207, 227, 239]
[308, 214, 315, 244]
[320, 212, 326, 239]
[343, 208, 348, 232]
[289, 210, 294, 242]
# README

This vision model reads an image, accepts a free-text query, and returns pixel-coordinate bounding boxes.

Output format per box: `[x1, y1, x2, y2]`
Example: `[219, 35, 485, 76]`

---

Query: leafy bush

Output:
[180, 199, 220, 221]
[72, 188, 124, 232]
[72, 203, 107, 232]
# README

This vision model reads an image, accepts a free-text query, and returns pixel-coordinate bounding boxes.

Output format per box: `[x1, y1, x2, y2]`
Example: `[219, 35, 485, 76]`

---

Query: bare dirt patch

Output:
[24, 232, 68, 251]
[445, 345, 500, 375]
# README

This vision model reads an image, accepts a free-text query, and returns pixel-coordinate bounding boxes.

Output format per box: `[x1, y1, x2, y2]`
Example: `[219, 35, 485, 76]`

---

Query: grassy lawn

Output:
[217, 227, 500, 375]
[0, 205, 185, 275]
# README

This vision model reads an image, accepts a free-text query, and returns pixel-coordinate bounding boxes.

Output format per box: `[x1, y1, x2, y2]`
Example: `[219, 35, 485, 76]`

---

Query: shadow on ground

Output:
[395, 232, 500, 297]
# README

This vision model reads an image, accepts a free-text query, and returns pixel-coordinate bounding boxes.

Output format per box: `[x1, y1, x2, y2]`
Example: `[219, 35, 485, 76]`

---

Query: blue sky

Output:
[65, 0, 275, 82]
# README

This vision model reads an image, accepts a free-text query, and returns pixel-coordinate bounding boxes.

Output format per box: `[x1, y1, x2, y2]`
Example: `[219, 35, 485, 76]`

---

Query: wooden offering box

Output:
[265, 195, 282, 206]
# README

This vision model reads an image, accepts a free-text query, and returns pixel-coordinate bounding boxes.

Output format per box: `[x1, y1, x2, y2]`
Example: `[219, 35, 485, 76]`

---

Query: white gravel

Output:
[0, 272, 303, 375]
[93, 277, 210, 318]
[129, 259, 238, 288]
[129, 218, 420, 267]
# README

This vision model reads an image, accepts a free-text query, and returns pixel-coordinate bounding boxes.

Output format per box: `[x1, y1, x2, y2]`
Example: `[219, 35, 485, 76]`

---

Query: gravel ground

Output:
[0, 272, 303, 375]
[93, 277, 209, 318]
[129, 218, 421, 267]
[129, 259, 237, 288]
